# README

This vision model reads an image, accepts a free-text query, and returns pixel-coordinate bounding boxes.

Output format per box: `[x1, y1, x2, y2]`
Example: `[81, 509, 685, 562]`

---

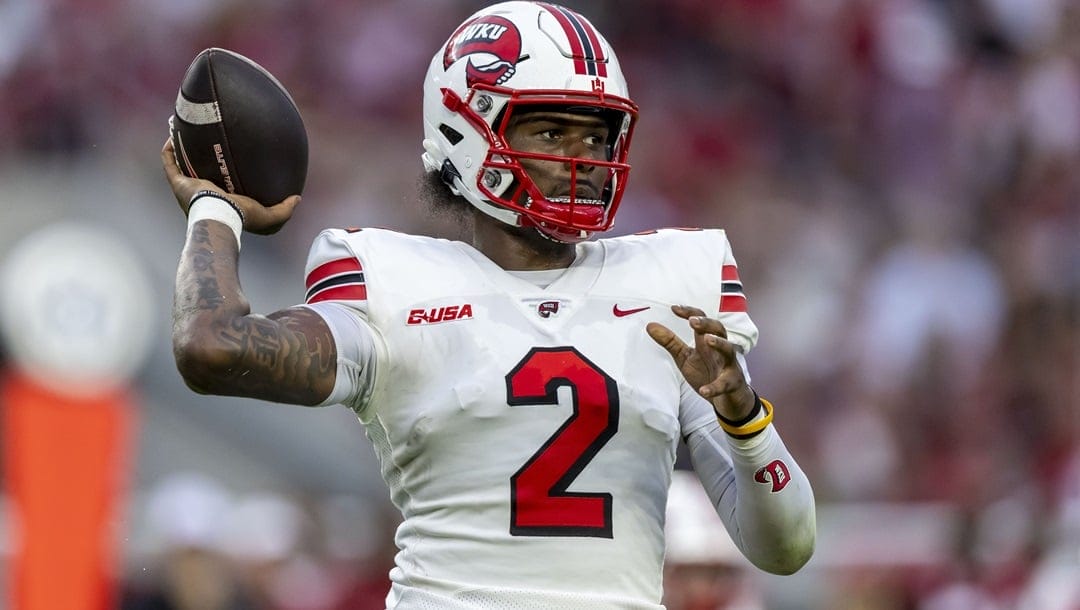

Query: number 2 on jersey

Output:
[505, 347, 619, 538]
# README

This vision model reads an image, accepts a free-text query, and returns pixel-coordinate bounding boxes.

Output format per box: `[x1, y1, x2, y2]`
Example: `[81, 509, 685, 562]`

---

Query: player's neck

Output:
[471, 211, 576, 271]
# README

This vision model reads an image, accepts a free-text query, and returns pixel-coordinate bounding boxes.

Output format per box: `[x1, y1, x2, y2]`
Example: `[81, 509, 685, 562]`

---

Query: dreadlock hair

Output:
[418, 170, 470, 222]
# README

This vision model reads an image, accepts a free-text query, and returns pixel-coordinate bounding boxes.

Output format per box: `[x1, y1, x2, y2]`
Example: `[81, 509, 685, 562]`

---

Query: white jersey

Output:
[302, 227, 759, 609]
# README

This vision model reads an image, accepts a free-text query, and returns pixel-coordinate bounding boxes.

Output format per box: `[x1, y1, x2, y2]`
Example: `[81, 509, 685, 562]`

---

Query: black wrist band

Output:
[716, 389, 763, 427]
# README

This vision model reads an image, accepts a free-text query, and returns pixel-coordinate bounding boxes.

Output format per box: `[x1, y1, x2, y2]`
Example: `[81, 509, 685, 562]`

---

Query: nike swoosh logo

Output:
[613, 304, 651, 317]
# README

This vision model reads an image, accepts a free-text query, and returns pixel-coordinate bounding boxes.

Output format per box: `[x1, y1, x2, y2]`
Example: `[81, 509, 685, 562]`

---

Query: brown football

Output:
[169, 48, 308, 204]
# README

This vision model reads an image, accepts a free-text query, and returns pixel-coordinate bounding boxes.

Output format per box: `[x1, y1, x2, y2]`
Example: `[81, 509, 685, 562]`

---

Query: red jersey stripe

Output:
[307, 284, 367, 304]
[722, 264, 740, 282]
[306, 258, 362, 289]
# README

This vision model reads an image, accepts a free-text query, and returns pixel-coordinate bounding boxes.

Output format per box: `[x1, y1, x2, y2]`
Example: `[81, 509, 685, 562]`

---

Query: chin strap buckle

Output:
[439, 159, 461, 188]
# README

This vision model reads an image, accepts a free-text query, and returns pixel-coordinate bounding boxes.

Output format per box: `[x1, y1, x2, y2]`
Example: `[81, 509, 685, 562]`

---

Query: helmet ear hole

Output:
[439, 124, 464, 145]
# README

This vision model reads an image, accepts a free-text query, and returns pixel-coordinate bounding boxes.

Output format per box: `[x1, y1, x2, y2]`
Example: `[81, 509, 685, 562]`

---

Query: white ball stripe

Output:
[175, 92, 221, 125]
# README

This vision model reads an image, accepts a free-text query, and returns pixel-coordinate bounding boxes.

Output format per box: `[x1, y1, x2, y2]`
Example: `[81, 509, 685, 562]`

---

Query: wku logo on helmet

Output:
[442, 15, 523, 87]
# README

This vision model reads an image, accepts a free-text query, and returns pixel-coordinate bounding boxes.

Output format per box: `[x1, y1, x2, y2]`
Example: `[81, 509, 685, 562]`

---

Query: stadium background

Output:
[0, 0, 1076, 608]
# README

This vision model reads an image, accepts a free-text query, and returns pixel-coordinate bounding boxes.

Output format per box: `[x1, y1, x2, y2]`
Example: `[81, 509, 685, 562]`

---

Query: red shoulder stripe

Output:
[306, 258, 362, 290]
[720, 294, 748, 313]
[720, 264, 746, 312]
[721, 264, 740, 282]
[308, 284, 368, 304]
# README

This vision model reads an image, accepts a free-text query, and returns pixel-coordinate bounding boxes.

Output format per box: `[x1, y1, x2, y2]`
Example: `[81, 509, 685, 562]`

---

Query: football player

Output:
[163, 2, 816, 608]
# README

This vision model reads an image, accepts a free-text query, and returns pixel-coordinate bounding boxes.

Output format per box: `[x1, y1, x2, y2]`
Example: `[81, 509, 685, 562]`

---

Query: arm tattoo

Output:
[216, 307, 337, 404]
[175, 220, 336, 405]
[188, 224, 227, 310]
[196, 276, 225, 309]
[190, 224, 216, 271]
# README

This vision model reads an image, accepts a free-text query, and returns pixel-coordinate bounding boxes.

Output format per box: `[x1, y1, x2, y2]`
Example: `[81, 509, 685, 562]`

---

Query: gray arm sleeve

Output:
[681, 384, 817, 574]
[301, 301, 378, 411]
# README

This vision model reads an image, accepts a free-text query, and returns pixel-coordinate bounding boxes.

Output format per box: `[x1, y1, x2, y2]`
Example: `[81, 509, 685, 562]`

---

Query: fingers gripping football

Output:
[162, 138, 300, 235]
[646, 305, 756, 421]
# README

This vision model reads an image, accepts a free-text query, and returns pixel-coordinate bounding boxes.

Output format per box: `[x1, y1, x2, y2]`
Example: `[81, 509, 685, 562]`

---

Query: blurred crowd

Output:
[0, 0, 1077, 608]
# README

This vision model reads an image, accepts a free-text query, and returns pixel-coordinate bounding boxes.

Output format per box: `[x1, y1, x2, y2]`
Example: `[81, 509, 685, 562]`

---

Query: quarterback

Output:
[164, 2, 816, 608]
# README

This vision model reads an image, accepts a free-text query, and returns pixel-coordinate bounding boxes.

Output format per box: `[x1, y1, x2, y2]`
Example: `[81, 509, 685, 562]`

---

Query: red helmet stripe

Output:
[567, 7, 608, 77]
[538, 3, 586, 74]
[538, 3, 605, 77]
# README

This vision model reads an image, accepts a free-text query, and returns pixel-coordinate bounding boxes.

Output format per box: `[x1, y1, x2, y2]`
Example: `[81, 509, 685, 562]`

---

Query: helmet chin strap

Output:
[532, 223, 591, 244]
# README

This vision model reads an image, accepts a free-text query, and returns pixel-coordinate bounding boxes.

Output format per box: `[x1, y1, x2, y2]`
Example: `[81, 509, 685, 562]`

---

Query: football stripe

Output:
[722, 264, 740, 282]
[305, 272, 365, 302]
[307, 284, 367, 304]
[721, 281, 743, 293]
[305, 258, 362, 290]
[174, 92, 222, 125]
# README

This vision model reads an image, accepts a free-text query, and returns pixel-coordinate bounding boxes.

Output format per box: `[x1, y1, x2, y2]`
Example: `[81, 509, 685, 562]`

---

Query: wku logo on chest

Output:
[406, 303, 474, 325]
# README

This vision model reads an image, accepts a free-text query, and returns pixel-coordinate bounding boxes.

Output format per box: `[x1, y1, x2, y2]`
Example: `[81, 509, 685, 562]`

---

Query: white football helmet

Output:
[422, 1, 638, 243]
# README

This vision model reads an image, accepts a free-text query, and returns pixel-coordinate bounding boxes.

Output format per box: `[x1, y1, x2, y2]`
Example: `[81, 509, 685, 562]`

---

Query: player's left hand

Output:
[646, 305, 756, 422]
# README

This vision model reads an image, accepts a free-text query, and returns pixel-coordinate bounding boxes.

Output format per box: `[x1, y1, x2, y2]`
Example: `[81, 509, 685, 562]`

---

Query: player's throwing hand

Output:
[161, 138, 300, 235]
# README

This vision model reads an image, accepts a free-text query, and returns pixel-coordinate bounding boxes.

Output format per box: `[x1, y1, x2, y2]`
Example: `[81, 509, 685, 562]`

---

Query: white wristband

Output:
[187, 194, 243, 248]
